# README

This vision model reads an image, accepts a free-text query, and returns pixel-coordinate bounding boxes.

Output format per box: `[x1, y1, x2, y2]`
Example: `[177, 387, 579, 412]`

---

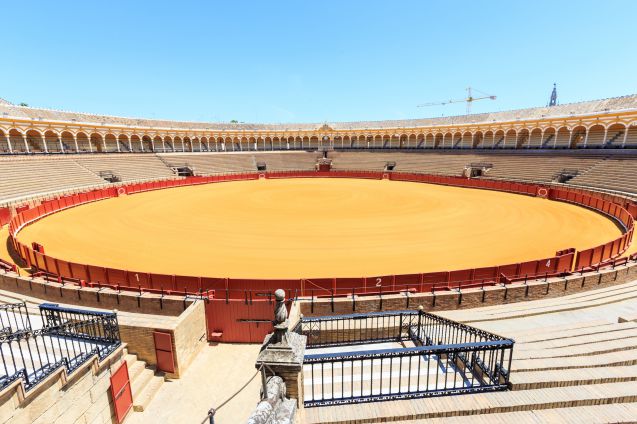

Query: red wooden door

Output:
[153, 331, 176, 373]
[110, 361, 133, 423]
[205, 299, 274, 343]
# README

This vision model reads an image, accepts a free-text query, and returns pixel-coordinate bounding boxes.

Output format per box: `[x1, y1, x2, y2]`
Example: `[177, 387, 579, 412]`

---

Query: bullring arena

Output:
[14, 178, 623, 278]
[1, 95, 637, 423]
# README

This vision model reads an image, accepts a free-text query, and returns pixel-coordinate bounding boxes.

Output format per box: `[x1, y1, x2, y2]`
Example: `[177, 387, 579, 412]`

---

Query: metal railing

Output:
[0, 302, 32, 335]
[295, 310, 514, 407]
[0, 302, 121, 391]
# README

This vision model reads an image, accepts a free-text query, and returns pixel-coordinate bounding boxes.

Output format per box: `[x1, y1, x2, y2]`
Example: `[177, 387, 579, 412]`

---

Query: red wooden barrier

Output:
[205, 299, 275, 343]
[153, 331, 176, 373]
[5, 171, 636, 342]
[110, 361, 133, 424]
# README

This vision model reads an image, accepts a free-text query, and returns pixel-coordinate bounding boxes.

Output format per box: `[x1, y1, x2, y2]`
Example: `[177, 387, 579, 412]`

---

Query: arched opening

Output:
[625, 124, 637, 148]
[26, 130, 45, 153]
[516, 129, 530, 148]
[224, 137, 234, 151]
[183, 137, 193, 152]
[570, 126, 586, 148]
[153, 136, 163, 152]
[118, 134, 130, 152]
[391, 134, 400, 149]
[415, 134, 424, 148]
[0, 130, 9, 153]
[492, 130, 505, 148]
[405, 134, 415, 149]
[172, 136, 182, 152]
[460, 131, 472, 149]
[605, 123, 627, 147]
[164, 136, 174, 152]
[503, 129, 516, 149]
[482, 131, 494, 149]
[554, 127, 571, 149]
[130, 135, 142, 152]
[541, 128, 556, 148]
[142, 135, 153, 152]
[44, 130, 61, 153]
[528, 128, 543, 148]
[104, 134, 117, 152]
[90, 133, 104, 152]
[308, 136, 317, 149]
[9, 129, 26, 153]
[472, 131, 484, 148]
[76, 132, 90, 153]
[399, 134, 409, 148]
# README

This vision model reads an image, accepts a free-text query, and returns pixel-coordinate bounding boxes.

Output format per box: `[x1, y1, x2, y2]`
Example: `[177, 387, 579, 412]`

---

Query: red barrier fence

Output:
[8, 170, 634, 296]
[5, 170, 636, 341]
[0, 207, 11, 227]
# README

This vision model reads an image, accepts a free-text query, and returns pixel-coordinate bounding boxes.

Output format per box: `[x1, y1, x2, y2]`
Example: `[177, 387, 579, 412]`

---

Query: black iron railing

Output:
[0, 302, 121, 391]
[0, 302, 32, 335]
[39, 303, 121, 343]
[296, 310, 514, 407]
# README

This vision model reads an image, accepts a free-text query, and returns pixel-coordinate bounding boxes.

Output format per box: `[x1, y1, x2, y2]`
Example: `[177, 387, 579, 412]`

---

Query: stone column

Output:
[255, 289, 306, 405]
[22, 134, 30, 153]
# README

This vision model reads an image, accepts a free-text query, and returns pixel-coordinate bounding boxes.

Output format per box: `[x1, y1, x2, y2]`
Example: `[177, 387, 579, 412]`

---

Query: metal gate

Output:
[110, 361, 133, 423]
[153, 331, 176, 373]
[205, 299, 275, 343]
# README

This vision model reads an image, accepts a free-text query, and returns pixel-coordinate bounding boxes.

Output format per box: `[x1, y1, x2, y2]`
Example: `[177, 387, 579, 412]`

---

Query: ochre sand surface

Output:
[16, 178, 624, 279]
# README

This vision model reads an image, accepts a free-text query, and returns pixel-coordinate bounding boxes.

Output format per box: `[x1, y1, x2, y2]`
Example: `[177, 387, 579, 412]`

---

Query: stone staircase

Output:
[123, 350, 165, 413]
[0, 289, 165, 414]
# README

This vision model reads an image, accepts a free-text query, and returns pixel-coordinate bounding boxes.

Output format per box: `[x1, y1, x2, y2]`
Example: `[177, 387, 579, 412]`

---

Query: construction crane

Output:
[418, 87, 496, 115]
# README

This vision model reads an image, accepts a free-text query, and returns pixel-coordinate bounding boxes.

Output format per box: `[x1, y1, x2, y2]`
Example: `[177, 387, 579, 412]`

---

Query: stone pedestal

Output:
[255, 331, 306, 402]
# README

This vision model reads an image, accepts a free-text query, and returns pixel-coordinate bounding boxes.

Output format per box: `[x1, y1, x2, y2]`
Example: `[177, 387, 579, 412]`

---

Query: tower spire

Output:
[548, 83, 557, 107]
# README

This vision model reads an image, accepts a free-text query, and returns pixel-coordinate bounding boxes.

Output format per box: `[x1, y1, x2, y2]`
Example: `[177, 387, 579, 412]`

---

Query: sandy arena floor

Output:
[15, 178, 624, 279]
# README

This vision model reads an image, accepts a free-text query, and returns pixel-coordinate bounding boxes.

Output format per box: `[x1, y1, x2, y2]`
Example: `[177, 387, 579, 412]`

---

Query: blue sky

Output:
[3, 1, 636, 123]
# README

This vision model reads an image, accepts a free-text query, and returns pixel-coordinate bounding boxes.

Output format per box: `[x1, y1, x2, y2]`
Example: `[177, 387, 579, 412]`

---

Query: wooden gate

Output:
[110, 361, 133, 423]
[153, 331, 176, 373]
[205, 299, 275, 343]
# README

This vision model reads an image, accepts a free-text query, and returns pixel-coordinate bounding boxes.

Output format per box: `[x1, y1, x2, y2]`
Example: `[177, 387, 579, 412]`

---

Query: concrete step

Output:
[132, 374, 164, 412]
[303, 381, 637, 423]
[127, 358, 146, 382]
[131, 367, 154, 400]
[394, 403, 637, 424]
[511, 365, 637, 390]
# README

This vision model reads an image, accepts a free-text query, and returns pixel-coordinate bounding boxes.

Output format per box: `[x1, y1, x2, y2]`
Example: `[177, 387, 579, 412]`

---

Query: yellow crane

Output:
[418, 87, 496, 115]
